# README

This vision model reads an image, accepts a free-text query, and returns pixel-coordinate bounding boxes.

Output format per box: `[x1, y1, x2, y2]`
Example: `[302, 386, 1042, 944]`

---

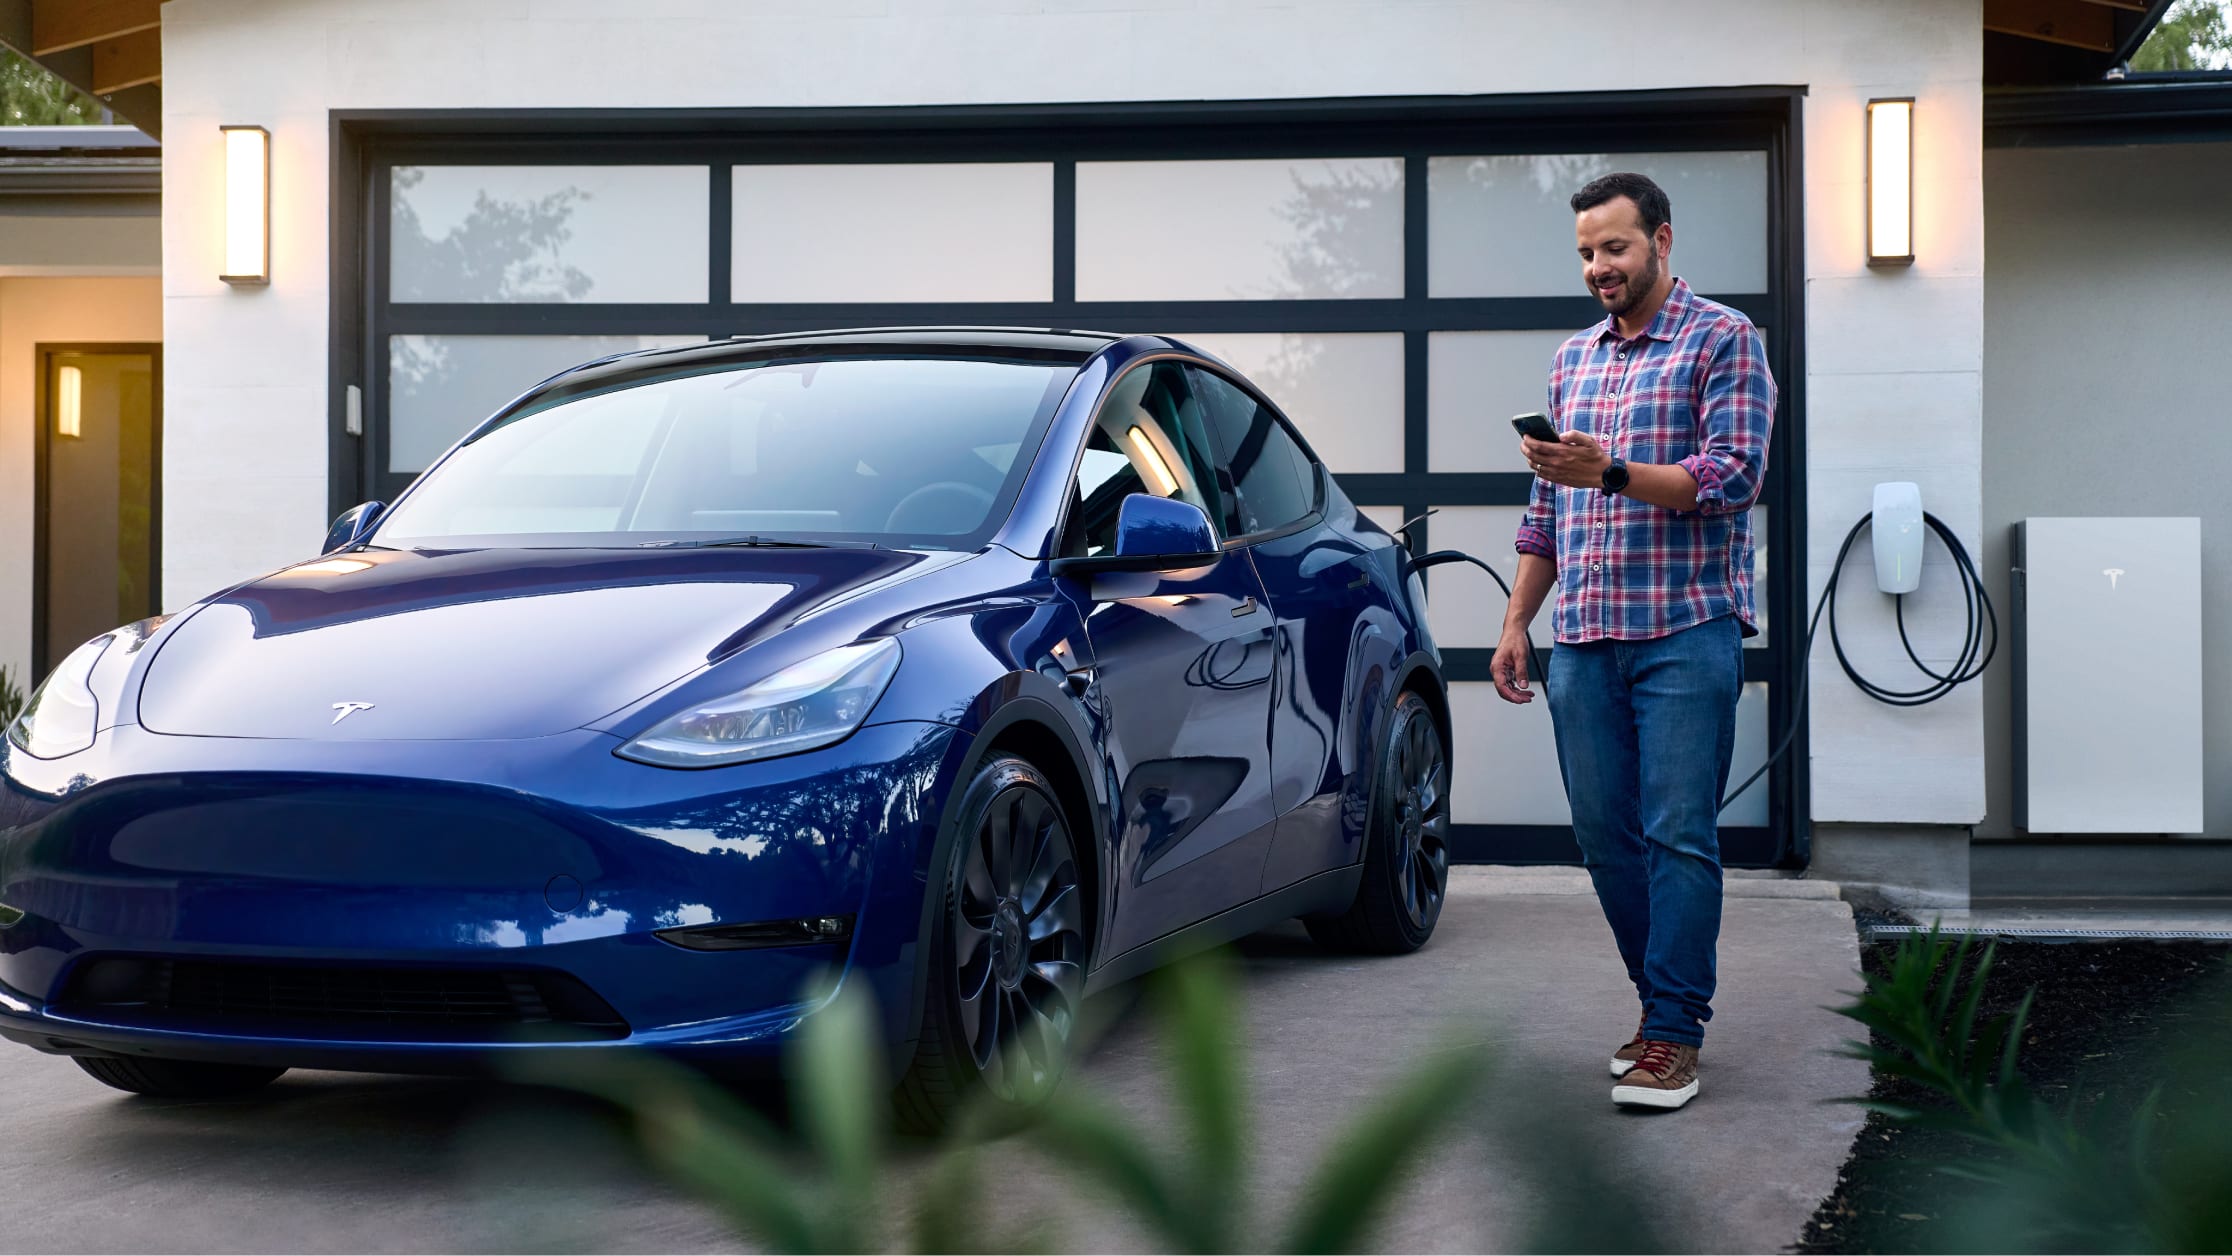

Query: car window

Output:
[1190, 366, 1319, 536]
[372, 355, 1072, 549]
[1066, 361, 1228, 557]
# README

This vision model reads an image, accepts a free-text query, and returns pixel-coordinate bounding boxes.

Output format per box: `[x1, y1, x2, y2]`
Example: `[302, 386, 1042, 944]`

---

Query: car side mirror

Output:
[323, 501, 386, 554]
[1051, 494, 1220, 575]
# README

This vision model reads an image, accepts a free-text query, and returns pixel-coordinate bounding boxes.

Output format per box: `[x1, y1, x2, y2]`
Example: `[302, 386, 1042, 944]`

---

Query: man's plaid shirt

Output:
[1514, 277, 1775, 644]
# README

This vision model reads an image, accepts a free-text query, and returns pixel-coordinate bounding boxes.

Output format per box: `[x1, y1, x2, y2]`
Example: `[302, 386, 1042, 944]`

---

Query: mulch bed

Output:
[1794, 935, 2232, 1254]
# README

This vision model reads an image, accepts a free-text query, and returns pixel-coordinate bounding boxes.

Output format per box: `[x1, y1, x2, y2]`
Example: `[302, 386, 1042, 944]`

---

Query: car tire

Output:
[73, 1055, 287, 1098]
[1305, 689, 1451, 955]
[895, 754, 1088, 1135]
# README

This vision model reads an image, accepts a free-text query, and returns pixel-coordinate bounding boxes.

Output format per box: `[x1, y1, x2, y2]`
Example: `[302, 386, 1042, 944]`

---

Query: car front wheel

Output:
[895, 754, 1088, 1133]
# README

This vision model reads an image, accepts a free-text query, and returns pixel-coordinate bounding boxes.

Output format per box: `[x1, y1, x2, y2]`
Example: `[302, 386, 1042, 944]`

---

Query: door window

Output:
[1067, 361, 1226, 557]
[1190, 368, 1320, 537]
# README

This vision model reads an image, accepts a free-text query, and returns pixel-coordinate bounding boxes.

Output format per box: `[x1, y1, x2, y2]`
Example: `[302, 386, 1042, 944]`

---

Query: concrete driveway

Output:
[0, 869, 1863, 1253]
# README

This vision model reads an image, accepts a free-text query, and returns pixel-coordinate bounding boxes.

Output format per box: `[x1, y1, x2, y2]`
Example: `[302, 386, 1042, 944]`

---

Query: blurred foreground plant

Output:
[525, 949, 1500, 1253]
[1834, 929, 2232, 1252]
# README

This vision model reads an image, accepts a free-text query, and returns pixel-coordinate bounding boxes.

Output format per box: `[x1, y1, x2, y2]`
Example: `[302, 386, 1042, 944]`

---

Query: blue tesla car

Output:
[0, 328, 1450, 1124]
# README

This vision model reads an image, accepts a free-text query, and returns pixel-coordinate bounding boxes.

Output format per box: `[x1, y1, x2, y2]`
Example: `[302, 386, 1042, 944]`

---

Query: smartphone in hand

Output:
[1511, 411, 1560, 443]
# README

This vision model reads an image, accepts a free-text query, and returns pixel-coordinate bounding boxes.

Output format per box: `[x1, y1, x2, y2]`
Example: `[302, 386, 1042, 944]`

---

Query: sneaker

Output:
[1608, 1014, 1647, 1078]
[1611, 1041, 1700, 1109]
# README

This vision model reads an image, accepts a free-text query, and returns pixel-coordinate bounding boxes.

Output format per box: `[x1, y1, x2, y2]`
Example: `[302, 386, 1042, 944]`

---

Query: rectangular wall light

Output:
[1867, 98, 1914, 267]
[56, 364, 82, 438]
[221, 124, 270, 284]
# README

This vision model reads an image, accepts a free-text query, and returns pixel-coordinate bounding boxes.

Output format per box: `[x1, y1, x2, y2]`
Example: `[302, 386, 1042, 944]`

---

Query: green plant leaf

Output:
[1279, 1044, 1483, 1254]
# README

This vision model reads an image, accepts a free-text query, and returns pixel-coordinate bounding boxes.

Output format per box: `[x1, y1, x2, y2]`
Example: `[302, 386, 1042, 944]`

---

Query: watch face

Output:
[1603, 459, 1629, 491]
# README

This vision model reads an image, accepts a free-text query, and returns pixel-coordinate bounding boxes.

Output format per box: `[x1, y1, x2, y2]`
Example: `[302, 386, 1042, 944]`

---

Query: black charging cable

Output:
[1404, 509, 1996, 814]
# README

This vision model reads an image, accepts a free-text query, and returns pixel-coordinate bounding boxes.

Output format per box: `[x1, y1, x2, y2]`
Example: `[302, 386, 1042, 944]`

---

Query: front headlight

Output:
[616, 638, 902, 769]
[8, 635, 114, 760]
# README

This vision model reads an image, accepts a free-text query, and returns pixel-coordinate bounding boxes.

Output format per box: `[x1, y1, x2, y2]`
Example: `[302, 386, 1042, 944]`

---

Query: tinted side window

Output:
[1191, 367, 1318, 535]
[1065, 361, 1228, 557]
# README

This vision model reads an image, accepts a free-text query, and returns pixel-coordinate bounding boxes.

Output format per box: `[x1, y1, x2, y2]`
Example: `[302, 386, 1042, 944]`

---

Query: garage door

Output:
[344, 95, 1807, 865]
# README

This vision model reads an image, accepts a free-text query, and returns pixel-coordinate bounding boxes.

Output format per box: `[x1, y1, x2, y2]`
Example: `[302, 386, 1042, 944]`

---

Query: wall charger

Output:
[1871, 481, 1924, 594]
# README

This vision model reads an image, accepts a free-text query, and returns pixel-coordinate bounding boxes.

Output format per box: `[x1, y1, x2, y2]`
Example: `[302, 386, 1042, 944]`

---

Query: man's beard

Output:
[1595, 246, 1661, 319]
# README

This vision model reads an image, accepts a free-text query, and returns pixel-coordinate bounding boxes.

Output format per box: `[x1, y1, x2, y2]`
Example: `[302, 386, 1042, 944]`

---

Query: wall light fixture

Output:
[221, 124, 270, 284]
[1867, 98, 1914, 267]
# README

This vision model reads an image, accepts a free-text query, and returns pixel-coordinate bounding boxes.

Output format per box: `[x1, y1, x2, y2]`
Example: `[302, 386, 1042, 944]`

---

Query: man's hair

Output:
[1570, 172, 1671, 236]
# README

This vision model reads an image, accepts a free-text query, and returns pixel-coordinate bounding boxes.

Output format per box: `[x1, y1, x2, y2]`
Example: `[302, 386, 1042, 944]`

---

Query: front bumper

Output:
[0, 719, 966, 1073]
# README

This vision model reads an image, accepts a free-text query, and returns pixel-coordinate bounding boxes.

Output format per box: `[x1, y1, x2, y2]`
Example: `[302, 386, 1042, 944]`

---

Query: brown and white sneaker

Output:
[1611, 1041, 1700, 1109]
[1608, 1014, 1648, 1078]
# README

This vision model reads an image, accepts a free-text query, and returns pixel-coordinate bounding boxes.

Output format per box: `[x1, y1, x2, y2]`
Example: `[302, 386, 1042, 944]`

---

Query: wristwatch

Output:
[1600, 456, 1630, 495]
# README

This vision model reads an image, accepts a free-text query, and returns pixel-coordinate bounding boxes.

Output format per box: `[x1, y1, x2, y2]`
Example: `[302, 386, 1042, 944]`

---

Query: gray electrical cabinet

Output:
[2012, 517, 2204, 834]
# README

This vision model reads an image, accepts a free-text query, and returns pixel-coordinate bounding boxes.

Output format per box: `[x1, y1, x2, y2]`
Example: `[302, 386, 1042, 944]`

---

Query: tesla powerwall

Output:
[2012, 517, 2204, 834]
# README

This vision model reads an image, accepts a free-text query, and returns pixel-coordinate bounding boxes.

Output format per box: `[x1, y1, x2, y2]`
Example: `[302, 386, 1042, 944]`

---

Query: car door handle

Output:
[1347, 570, 1372, 590]
[1231, 597, 1260, 618]
[1062, 666, 1095, 696]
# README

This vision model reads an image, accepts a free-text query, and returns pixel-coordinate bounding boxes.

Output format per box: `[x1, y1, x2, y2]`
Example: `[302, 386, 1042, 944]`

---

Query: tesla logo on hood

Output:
[330, 701, 376, 724]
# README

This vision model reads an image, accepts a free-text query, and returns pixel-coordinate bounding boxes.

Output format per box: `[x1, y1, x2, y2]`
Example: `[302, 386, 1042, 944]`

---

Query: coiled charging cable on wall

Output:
[1404, 508, 1997, 815]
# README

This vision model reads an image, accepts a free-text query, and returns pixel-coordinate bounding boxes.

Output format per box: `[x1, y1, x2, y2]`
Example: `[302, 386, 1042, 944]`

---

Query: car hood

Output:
[137, 545, 958, 740]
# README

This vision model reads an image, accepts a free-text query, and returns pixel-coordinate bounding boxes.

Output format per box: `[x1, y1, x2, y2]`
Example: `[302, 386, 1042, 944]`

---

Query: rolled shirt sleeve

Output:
[1677, 322, 1775, 516]
[1515, 472, 1557, 559]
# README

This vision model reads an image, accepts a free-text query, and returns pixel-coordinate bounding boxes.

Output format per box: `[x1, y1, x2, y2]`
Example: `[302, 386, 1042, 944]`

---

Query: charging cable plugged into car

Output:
[1395, 480, 1997, 815]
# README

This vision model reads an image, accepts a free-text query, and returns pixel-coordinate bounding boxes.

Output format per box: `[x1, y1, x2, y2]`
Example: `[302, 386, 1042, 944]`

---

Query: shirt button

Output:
[1592, 562, 1603, 571]
[1595, 522, 1606, 529]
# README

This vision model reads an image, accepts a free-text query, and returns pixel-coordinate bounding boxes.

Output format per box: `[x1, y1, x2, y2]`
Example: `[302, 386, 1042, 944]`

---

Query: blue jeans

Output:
[1546, 616, 1742, 1048]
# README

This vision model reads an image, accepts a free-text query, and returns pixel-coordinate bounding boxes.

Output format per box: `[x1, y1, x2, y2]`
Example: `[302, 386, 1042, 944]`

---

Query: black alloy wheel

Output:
[1305, 689, 1451, 954]
[897, 756, 1088, 1131]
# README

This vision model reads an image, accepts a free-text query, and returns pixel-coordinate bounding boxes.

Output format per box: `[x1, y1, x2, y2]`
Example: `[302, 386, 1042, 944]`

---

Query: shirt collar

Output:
[1592, 276, 1694, 346]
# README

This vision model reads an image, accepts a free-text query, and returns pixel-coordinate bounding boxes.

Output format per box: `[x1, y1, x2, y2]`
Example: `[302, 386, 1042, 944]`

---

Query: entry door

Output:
[36, 346, 160, 677]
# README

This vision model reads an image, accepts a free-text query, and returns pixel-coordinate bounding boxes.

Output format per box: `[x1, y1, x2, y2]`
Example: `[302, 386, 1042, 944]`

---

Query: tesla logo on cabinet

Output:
[330, 701, 376, 724]
[2103, 567, 2125, 591]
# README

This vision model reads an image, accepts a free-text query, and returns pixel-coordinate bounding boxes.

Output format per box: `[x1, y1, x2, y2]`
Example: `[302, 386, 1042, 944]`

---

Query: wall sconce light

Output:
[57, 364, 82, 439]
[1867, 98, 1914, 267]
[220, 124, 270, 285]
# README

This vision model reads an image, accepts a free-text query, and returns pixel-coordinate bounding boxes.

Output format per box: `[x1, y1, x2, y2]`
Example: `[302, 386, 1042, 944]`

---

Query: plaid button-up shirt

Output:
[1514, 278, 1775, 644]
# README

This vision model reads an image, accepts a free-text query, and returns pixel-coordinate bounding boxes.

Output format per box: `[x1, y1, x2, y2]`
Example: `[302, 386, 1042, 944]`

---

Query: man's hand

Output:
[1491, 626, 1536, 705]
[1522, 431, 1612, 490]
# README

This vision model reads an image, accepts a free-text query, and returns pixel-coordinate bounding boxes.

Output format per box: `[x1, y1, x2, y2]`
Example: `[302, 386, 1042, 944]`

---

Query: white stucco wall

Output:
[158, 0, 1987, 828]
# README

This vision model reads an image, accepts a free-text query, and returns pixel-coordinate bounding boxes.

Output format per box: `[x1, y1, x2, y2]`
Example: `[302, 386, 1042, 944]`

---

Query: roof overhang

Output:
[1986, 80, 2232, 146]
[0, 0, 164, 138]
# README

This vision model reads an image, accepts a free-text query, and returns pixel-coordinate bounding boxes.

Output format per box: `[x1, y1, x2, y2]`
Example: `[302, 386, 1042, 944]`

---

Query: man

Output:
[1491, 171, 1773, 1111]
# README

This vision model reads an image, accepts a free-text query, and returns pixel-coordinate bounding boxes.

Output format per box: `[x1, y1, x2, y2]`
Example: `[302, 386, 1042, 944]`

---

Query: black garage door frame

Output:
[328, 89, 1811, 867]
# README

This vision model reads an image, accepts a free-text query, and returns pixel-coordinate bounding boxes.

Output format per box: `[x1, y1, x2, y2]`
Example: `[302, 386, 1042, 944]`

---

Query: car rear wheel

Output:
[1305, 689, 1450, 954]
[895, 755, 1087, 1134]
[74, 1055, 287, 1098]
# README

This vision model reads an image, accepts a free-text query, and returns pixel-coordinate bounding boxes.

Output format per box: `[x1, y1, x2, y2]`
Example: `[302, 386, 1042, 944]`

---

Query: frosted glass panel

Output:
[388, 334, 703, 474]
[1427, 330, 1575, 473]
[1178, 333, 1403, 473]
[1077, 158, 1403, 301]
[1428, 151, 1765, 298]
[1450, 679, 1771, 827]
[1423, 506, 1549, 650]
[1748, 504, 1770, 648]
[1723, 682, 1772, 827]
[391, 166, 708, 303]
[1451, 680, 1567, 825]
[733, 163, 1052, 302]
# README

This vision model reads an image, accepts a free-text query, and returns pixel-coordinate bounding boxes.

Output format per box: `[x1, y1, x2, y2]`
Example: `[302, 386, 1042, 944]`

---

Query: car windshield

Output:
[371, 354, 1075, 550]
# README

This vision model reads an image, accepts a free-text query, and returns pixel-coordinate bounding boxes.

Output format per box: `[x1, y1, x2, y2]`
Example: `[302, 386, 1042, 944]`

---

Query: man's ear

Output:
[1655, 222, 1673, 260]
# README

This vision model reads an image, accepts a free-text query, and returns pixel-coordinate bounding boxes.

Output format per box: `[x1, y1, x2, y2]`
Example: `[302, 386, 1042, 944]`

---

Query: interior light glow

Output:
[1867, 98, 1914, 266]
[1126, 426, 1179, 496]
[221, 125, 270, 284]
[56, 364, 82, 438]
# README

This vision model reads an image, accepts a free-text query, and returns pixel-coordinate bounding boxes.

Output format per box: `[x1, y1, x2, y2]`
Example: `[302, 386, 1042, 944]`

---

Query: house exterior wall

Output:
[1979, 140, 2232, 840]
[157, 0, 1988, 834]
[0, 276, 164, 689]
